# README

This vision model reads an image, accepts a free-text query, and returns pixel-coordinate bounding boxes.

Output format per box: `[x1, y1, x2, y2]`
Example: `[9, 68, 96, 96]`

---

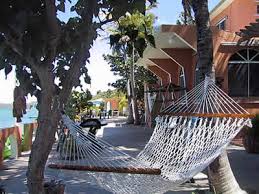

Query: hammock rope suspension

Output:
[48, 77, 253, 193]
[137, 77, 252, 182]
[49, 116, 161, 175]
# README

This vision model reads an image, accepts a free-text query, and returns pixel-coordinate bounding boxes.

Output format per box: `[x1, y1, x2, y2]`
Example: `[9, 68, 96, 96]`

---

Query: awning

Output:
[137, 31, 196, 67]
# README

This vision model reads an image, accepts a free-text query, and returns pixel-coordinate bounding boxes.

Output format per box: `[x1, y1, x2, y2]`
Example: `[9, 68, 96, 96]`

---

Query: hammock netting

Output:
[48, 77, 252, 194]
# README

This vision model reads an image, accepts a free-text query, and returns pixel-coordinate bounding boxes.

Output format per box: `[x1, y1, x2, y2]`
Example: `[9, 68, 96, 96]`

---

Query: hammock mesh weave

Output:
[48, 77, 252, 194]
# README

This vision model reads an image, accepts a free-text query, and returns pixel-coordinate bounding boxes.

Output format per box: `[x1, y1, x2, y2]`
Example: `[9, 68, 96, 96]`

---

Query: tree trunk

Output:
[26, 66, 60, 193]
[190, 0, 245, 193]
[27, 94, 59, 193]
[208, 151, 247, 194]
[127, 93, 134, 124]
[191, 0, 213, 82]
[130, 45, 140, 125]
[143, 82, 150, 126]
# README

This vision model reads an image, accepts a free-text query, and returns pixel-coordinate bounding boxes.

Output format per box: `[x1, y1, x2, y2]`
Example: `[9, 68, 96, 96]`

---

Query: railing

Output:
[0, 123, 37, 168]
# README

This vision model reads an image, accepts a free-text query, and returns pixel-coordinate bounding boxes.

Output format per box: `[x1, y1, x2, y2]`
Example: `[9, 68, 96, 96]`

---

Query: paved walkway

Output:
[0, 120, 259, 193]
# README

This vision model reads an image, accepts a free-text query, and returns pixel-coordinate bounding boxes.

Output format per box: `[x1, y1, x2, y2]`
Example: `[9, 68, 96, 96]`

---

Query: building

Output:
[210, 0, 259, 32]
[139, 0, 259, 125]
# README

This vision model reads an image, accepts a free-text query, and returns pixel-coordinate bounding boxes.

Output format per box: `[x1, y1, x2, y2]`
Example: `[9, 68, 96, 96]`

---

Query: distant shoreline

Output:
[0, 104, 38, 129]
[0, 102, 37, 109]
[0, 103, 12, 109]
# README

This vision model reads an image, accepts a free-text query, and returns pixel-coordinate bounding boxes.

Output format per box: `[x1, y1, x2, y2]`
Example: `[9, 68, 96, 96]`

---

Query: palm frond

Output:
[182, 0, 192, 25]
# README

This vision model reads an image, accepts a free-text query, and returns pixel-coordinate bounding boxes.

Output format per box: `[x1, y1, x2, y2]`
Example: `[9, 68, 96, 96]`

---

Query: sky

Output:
[0, 0, 220, 104]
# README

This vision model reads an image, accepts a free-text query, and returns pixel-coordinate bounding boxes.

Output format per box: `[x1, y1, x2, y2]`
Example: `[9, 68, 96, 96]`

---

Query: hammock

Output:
[48, 77, 253, 193]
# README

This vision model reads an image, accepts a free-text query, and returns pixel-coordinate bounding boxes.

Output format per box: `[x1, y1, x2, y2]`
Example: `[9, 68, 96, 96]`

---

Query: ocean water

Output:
[0, 106, 38, 129]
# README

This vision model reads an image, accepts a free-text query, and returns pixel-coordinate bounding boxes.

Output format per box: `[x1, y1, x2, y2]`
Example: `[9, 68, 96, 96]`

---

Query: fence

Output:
[0, 123, 37, 168]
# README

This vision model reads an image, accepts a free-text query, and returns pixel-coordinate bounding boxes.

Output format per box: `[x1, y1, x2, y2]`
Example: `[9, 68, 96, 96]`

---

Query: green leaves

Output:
[57, 0, 65, 12]
[134, 38, 146, 57]
[110, 34, 121, 47]
[126, 29, 139, 41]
[104, 53, 157, 99]
[109, 11, 156, 58]
[0, 61, 5, 71]
[4, 64, 12, 78]
[0, 0, 153, 109]
[146, 34, 155, 47]
[65, 89, 93, 119]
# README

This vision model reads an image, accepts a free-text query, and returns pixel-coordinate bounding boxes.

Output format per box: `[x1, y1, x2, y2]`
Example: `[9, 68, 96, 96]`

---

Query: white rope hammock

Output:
[48, 77, 253, 193]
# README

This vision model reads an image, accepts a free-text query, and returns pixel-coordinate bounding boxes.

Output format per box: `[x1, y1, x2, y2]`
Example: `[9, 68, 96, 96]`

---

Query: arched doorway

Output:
[228, 49, 259, 97]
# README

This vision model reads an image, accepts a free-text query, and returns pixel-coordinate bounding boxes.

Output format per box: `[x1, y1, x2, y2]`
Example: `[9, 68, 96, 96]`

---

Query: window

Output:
[257, 5, 259, 14]
[217, 19, 226, 30]
[228, 49, 259, 97]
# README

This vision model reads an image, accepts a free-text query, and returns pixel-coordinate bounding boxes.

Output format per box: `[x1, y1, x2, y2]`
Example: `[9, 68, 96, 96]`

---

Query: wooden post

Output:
[0, 137, 5, 169]
[22, 124, 33, 151]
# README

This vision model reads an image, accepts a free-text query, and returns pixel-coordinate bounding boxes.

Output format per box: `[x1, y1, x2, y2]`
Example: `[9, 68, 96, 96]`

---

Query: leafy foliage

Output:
[93, 89, 124, 100]
[109, 11, 156, 57]
[248, 114, 259, 137]
[104, 54, 157, 100]
[107, 10, 157, 125]
[119, 95, 128, 113]
[0, 0, 156, 107]
[65, 90, 92, 120]
[182, 0, 194, 25]
[176, 11, 195, 25]
[106, 11, 157, 99]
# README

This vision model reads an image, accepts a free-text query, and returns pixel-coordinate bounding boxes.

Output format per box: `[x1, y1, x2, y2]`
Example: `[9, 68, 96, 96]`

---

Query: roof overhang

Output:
[137, 31, 196, 67]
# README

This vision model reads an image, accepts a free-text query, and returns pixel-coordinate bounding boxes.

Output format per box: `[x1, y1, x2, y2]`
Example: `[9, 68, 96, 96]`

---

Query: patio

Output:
[0, 120, 258, 193]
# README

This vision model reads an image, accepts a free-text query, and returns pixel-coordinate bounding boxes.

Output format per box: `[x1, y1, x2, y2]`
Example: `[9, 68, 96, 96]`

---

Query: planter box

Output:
[44, 180, 65, 194]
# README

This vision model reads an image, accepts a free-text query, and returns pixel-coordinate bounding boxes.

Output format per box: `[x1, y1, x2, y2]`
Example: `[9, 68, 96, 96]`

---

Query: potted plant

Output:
[44, 179, 65, 194]
[243, 114, 259, 153]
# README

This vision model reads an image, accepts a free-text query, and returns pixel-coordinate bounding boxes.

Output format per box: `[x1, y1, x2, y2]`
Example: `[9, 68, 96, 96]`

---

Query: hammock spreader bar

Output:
[48, 164, 161, 175]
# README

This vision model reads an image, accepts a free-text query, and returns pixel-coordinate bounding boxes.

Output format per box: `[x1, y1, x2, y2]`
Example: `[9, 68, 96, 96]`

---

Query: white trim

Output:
[216, 16, 227, 26]
[210, 0, 234, 21]
[159, 49, 187, 90]
[216, 16, 227, 30]
[221, 41, 238, 45]
[152, 62, 172, 83]
[221, 40, 259, 46]
[173, 33, 197, 52]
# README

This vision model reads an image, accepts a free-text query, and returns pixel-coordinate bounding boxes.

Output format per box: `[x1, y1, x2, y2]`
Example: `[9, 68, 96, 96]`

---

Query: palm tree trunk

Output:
[208, 151, 247, 194]
[190, 0, 246, 193]
[130, 68, 140, 125]
[144, 82, 150, 125]
[131, 44, 140, 125]
[191, 0, 213, 82]
[127, 86, 134, 124]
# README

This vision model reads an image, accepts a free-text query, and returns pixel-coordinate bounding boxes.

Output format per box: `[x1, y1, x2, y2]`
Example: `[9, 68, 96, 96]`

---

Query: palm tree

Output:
[109, 12, 156, 125]
[182, 0, 247, 193]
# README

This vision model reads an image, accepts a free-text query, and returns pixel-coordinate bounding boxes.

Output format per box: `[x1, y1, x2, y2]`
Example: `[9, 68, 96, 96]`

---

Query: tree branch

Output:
[2, 28, 35, 66]
[43, 0, 60, 65]
[59, 0, 97, 106]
